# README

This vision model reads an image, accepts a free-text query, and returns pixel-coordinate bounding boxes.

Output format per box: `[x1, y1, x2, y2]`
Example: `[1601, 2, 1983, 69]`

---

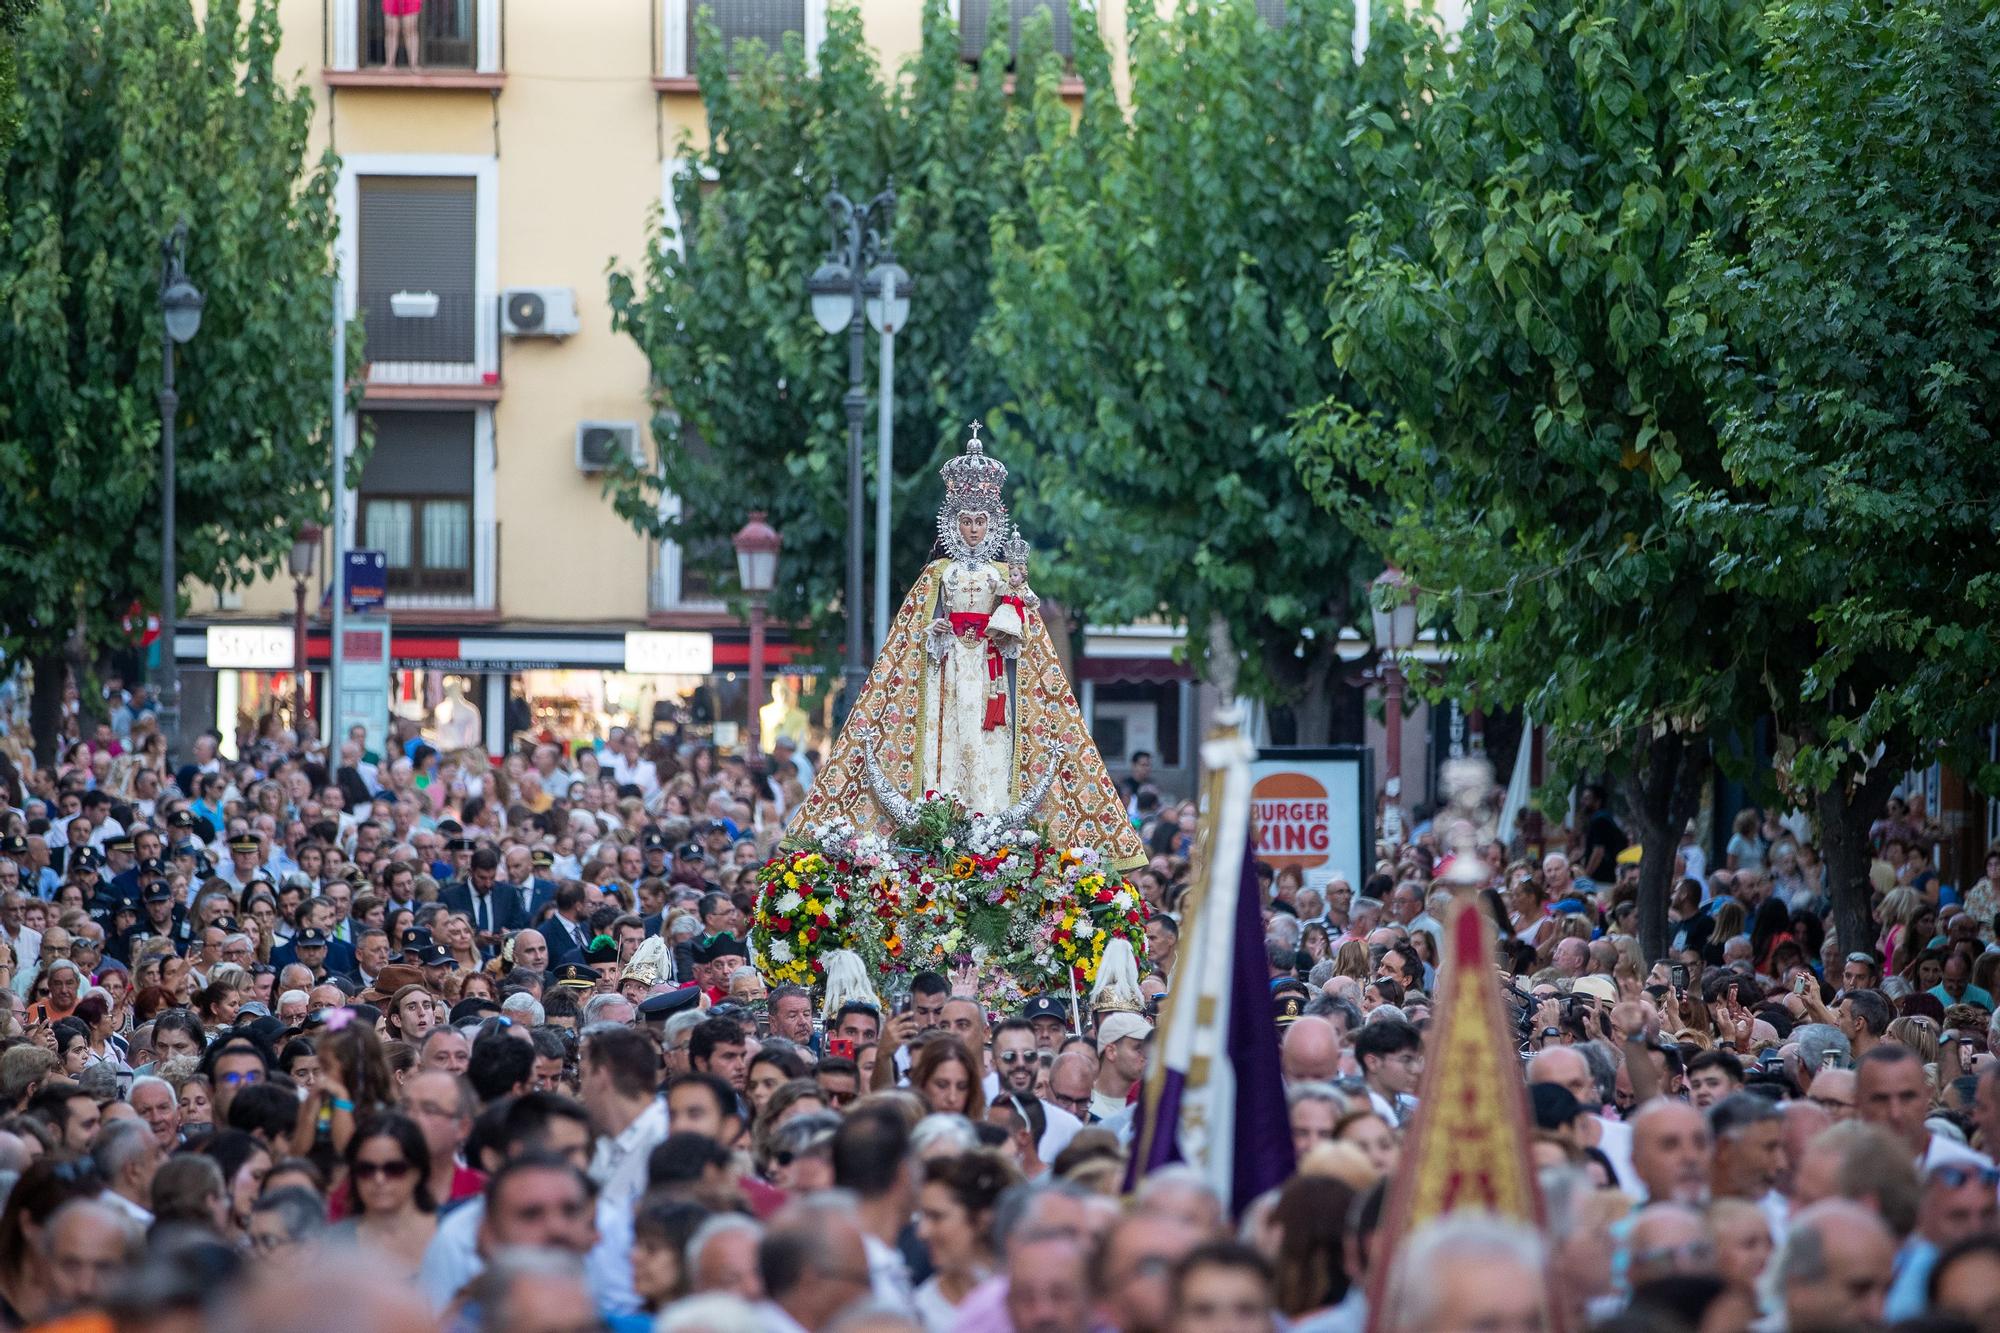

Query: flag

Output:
[1127, 720, 1295, 1216]
[1365, 893, 1548, 1331]
[1496, 716, 1534, 848]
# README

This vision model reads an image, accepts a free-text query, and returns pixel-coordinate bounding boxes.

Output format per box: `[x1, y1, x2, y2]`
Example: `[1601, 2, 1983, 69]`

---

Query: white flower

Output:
[822, 898, 841, 921]
[1075, 921, 1096, 940]
[769, 939, 794, 963]
[775, 891, 803, 915]
[942, 837, 957, 852]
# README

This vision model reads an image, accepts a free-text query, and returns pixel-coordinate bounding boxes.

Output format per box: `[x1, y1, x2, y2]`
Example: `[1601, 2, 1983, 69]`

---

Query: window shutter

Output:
[698, 0, 808, 69]
[959, 0, 1073, 63]
[1256, 0, 1289, 25]
[358, 177, 479, 362]
[358, 410, 477, 497]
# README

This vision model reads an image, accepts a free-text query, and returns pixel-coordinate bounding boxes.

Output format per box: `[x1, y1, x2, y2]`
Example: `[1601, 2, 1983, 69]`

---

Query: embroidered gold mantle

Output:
[789, 559, 1145, 870]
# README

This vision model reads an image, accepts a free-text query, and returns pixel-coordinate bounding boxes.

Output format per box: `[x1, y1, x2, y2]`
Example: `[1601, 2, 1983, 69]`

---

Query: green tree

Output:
[607, 1, 1061, 655]
[1298, 0, 1761, 959]
[980, 0, 1428, 738]
[1671, 0, 2000, 955]
[0, 0, 347, 762]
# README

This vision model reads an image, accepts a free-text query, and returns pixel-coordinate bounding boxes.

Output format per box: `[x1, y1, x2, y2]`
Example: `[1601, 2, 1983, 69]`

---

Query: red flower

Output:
[805, 927, 821, 944]
[815, 912, 832, 929]
[774, 918, 792, 933]
[836, 887, 851, 901]
[1095, 887, 1115, 904]
[837, 860, 852, 874]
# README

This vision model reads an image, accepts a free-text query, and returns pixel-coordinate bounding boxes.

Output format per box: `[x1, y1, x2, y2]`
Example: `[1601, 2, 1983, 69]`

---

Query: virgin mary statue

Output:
[790, 425, 1144, 868]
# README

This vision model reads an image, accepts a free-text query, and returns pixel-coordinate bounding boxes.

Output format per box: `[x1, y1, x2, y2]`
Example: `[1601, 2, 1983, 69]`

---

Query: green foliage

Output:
[0, 0, 347, 685]
[607, 0, 1057, 651]
[982, 0, 1425, 732]
[1299, 0, 1762, 763]
[1672, 0, 2000, 795]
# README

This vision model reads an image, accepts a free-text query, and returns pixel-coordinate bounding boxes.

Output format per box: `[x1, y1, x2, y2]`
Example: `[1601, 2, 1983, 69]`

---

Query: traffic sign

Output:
[345, 550, 387, 612]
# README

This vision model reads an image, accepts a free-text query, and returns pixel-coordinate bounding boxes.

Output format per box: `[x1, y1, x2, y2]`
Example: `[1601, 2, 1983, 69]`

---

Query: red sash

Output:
[947, 596, 1025, 730]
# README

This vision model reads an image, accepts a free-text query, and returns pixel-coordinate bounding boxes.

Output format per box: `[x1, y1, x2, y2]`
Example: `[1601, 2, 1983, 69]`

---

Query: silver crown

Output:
[940, 421, 1007, 504]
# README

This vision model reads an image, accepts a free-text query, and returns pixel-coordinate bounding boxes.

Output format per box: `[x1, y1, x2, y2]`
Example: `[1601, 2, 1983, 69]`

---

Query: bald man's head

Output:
[1281, 1017, 1342, 1083]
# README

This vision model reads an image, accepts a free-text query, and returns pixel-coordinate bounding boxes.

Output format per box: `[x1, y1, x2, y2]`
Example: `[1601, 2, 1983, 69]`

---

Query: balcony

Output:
[358, 289, 502, 400]
[655, 0, 824, 90]
[327, 0, 505, 87]
[362, 509, 500, 615]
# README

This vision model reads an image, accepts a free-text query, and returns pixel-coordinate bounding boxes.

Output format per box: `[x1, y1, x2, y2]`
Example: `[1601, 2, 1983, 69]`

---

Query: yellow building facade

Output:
[182, 0, 1183, 768]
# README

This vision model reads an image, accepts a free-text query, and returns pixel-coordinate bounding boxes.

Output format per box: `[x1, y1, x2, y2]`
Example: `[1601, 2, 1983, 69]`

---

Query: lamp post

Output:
[288, 522, 323, 735]
[733, 511, 782, 758]
[1371, 565, 1417, 845]
[806, 183, 902, 717]
[864, 259, 912, 654]
[156, 221, 205, 766]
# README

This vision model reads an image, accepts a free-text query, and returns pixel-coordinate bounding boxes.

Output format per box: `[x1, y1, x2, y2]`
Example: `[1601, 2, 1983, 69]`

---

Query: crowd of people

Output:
[0, 708, 1996, 1333]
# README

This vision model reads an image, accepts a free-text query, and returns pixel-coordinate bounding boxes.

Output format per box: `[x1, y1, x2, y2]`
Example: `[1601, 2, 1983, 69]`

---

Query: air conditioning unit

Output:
[502, 286, 580, 338]
[576, 421, 643, 474]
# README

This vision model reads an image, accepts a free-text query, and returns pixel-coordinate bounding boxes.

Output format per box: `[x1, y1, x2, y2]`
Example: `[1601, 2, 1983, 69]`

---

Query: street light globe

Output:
[807, 262, 854, 335]
[288, 522, 323, 579]
[865, 262, 912, 335]
[733, 510, 782, 595]
[1371, 564, 1417, 651]
[162, 279, 205, 345]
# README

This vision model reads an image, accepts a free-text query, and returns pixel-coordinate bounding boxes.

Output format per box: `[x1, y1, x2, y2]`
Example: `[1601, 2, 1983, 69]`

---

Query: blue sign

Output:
[345, 549, 388, 612]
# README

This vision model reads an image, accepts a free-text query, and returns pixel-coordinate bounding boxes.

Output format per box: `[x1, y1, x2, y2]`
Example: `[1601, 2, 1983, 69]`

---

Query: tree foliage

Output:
[0, 0, 346, 760]
[607, 1, 1060, 649]
[1297, 0, 1761, 957]
[1671, 0, 2000, 952]
[980, 0, 1428, 737]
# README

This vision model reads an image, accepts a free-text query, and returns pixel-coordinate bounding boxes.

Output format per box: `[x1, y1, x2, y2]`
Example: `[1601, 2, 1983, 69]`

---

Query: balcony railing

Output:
[358, 289, 501, 391]
[328, 0, 503, 77]
[374, 517, 499, 613]
[657, 0, 825, 82]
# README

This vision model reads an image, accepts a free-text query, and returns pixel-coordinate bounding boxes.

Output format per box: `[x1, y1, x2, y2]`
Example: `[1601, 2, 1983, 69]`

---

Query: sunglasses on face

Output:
[352, 1159, 415, 1182]
[1931, 1164, 2000, 1189]
[996, 1050, 1036, 1065]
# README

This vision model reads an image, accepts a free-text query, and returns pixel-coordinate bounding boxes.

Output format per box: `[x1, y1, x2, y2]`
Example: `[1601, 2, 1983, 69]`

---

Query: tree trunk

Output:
[1258, 634, 1340, 744]
[28, 649, 67, 768]
[1817, 760, 1903, 964]
[1620, 730, 1708, 965]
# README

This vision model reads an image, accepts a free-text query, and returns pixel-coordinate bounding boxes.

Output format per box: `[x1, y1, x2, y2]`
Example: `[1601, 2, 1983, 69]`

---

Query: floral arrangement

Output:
[747, 818, 891, 986]
[1036, 854, 1148, 989]
[750, 795, 1147, 1004]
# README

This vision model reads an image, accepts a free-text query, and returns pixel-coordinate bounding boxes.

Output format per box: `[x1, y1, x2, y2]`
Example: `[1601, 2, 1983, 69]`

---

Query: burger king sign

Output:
[1249, 748, 1370, 890]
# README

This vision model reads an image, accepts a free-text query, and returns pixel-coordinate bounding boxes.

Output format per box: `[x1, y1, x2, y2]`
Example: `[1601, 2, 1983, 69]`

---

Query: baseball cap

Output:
[1020, 996, 1071, 1025]
[1570, 975, 1619, 1004]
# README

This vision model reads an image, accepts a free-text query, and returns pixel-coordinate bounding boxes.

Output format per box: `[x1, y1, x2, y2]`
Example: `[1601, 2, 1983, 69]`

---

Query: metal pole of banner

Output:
[330, 276, 347, 749]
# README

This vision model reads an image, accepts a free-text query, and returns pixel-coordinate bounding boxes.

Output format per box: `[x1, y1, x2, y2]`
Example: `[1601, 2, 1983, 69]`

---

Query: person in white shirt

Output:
[831, 1105, 918, 1309]
[580, 1025, 670, 1214]
[1856, 1044, 1994, 1174]
[90, 1119, 160, 1227]
[0, 890, 42, 977]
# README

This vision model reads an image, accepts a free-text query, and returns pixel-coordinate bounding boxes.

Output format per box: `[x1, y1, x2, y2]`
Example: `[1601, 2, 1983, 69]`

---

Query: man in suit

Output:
[541, 880, 593, 966]
[439, 847, 522, 958]
[500, 845, 555, 924]
[270, 899, 357, 977]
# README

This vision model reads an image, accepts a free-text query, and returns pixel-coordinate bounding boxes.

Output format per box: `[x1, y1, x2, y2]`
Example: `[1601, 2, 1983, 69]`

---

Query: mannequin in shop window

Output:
[428, 678, 482, 754]
[759, 679, 808, 754]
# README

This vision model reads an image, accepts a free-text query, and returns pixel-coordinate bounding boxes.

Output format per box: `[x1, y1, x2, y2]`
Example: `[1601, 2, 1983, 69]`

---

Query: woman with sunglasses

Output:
[328, 1112, 436, 1276]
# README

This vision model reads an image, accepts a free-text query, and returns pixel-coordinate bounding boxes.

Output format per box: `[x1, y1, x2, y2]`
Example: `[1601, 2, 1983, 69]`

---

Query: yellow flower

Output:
[785, 873, 799, 889]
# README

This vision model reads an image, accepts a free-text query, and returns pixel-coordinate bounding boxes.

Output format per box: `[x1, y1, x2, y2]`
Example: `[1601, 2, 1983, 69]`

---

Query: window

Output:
[361, 0, 482, 70]
[695, 0, 806, 69]
[358, 176, 478, 369]
[959, 0, 1074, 65]
[1256, 0, 1289, 24]
[358, 410, 476, 595]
